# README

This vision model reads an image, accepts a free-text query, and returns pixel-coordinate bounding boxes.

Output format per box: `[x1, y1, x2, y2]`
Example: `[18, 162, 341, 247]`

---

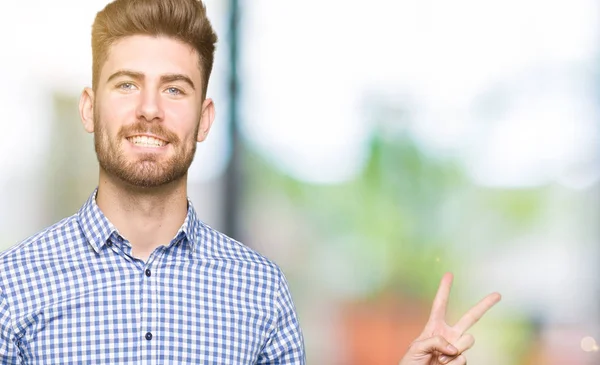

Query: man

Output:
[0, 0, 500, 364]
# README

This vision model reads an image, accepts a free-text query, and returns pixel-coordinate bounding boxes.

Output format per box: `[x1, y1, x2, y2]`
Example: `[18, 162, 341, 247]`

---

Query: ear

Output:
[79, 87, 95, 133]
[197, 98, 215, 143]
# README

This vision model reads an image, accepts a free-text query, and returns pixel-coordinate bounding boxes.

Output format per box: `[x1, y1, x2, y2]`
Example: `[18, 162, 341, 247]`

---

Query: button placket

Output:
[140, 263, 154, 360]
[141, 248, 167, 360]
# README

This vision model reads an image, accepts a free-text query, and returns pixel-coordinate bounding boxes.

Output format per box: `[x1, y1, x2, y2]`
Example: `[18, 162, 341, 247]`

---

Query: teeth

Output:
[128, 136, 167, 147]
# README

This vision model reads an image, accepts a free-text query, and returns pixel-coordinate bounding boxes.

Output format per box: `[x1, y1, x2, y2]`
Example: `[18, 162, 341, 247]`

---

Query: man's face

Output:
[85, 35, 213, 188]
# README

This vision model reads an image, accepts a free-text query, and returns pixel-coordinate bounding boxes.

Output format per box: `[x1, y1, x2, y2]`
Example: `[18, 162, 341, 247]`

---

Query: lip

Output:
[126, 133, 169, 143]
[125, 135, 170, 151]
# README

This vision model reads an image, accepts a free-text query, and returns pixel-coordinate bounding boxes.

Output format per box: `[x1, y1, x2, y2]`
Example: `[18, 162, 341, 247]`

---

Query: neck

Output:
[96, 169, 189, 261]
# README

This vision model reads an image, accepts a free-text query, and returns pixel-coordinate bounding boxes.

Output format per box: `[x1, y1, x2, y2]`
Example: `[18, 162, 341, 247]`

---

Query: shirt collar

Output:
[178, 199, 201, 252]
[77, 188, 117, 254]
[77, 188, 202, 254]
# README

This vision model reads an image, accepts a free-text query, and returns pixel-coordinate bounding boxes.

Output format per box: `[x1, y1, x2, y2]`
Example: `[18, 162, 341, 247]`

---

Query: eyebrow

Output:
[106, 70, 196, 90]
[160, 74, 196, 91]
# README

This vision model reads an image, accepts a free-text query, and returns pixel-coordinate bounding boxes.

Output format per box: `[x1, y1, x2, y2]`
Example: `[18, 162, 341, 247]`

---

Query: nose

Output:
[135, 88, 165, 122]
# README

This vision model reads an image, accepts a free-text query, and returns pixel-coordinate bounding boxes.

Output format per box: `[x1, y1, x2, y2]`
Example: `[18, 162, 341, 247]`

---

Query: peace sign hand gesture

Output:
[398, 273, 501, 365]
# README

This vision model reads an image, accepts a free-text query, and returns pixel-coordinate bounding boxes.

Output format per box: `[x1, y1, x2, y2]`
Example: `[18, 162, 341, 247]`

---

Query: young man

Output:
[0, 0, 499, 364]
[0, 0, 304, 363]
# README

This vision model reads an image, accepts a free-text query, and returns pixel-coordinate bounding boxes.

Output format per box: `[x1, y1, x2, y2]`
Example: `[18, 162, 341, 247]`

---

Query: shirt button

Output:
[145, 269, 151, 277]
[145, 332, 153, 341]
[106, 241, 112, 247]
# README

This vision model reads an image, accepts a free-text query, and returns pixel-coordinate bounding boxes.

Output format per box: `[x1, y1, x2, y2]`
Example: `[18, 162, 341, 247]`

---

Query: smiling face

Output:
[80, 35, 215, 188]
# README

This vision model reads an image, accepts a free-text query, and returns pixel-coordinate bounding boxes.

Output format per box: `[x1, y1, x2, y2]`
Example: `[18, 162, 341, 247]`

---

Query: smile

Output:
[126, 135, 168, 148]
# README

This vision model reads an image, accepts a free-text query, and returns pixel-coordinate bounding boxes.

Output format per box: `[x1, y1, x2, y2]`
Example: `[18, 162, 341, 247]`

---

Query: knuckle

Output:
[433, 335, 446, 344]
[465, 313, 476, 323]
[407, 339, 420, 352]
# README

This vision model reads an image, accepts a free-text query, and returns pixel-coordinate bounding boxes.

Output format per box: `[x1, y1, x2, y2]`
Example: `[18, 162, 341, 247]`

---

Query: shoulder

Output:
[0, 214, 80, 275]
[194, 221, 284, 278]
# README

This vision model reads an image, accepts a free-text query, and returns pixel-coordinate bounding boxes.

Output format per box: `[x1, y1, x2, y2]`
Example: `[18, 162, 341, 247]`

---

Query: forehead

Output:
[100, 35, 201, 83]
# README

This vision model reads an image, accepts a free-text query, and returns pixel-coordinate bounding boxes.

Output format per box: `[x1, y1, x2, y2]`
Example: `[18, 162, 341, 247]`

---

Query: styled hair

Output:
[91, 0, 218, 98]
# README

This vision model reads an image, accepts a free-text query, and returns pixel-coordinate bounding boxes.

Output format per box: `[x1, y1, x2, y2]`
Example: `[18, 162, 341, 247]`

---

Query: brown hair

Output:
[91, 0, 218, 98]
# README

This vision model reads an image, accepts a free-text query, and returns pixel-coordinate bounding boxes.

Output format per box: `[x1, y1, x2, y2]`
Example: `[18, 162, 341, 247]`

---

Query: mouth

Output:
[126, 135, 169, 148]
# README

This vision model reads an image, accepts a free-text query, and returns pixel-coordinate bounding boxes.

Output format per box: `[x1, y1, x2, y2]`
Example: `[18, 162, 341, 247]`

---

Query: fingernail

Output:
[439, 355, 451, 364]
[446, 344, 458, 353]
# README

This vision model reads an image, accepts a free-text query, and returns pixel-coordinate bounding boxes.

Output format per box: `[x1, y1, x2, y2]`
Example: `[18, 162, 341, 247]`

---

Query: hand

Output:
[398, 273, 501, 365]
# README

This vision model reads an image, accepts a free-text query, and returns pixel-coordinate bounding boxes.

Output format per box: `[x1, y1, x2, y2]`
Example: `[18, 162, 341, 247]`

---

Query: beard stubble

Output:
[93, 109, 199, 188]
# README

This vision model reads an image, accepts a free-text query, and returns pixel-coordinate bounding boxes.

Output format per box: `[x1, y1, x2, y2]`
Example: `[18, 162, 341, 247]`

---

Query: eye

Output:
[118, 82, 137, 91]
[166, 87, 183, 96]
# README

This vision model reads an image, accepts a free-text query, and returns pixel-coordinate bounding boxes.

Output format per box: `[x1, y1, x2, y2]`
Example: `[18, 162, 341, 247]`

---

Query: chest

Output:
[13, 261, 276, 364]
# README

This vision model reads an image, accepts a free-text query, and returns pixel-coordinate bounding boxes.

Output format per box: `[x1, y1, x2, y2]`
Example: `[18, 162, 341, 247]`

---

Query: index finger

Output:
[428, 272, 454, 324]
[453, 292, 502, 334]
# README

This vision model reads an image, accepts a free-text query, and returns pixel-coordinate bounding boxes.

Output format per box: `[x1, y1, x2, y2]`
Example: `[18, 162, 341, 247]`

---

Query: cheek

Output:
[164, 102, 201, 139]
[97, 96, 137, 132]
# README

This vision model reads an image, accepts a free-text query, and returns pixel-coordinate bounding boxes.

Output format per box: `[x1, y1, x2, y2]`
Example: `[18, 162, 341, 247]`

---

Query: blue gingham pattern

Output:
[0, 189, 305, 364]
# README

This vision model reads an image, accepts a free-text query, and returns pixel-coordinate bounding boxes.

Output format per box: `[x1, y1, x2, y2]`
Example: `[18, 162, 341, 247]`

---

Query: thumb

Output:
[409, 335, 459, 357]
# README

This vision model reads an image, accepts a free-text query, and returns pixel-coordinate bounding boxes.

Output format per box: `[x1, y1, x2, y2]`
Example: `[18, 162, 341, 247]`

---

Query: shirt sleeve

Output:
[256, 270, 306, 365]
[0, 286, 21, 364]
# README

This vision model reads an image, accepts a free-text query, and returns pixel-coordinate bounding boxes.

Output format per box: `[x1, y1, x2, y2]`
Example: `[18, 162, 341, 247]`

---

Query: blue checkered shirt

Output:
[0, 190, 305, 364]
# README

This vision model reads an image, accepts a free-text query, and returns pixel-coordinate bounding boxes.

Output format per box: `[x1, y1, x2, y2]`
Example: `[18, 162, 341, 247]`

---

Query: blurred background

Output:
[1, 0, 599, 363]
